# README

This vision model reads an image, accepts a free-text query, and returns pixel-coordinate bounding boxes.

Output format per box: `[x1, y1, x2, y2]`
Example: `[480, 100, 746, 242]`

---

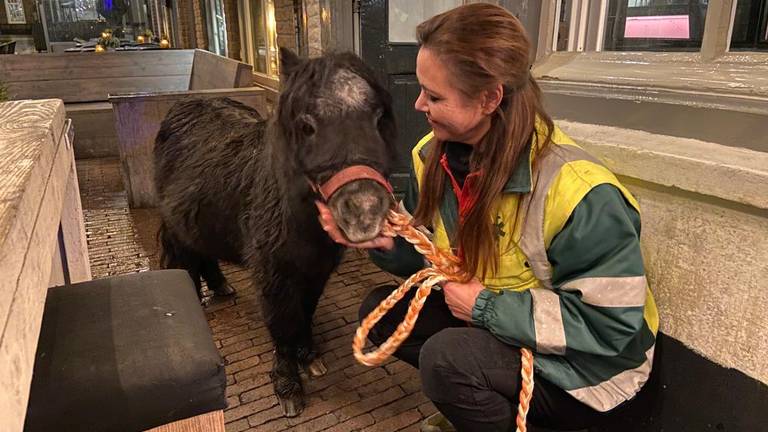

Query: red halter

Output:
[311, 165, 393, 201]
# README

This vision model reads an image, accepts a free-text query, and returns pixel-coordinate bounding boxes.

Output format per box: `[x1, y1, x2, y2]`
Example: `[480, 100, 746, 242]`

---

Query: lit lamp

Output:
[94, 44, 105, 53]
[136, 35, 145, 44]
[159, 38, 170, 49]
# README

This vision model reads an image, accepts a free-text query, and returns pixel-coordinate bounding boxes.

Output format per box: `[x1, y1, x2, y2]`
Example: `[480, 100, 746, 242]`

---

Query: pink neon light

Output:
[624, 15, 690, 39]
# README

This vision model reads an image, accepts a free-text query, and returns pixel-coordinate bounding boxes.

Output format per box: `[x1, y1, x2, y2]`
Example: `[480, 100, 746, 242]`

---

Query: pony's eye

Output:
[302, 121, 315, 136]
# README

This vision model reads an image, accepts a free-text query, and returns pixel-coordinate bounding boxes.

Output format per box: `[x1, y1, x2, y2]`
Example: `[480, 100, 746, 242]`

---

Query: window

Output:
[536, 0, 768, 99]
[248, 0, 267, 73]
[388, 0, 461, 43]
[556, 0, 572, 51]
[240, 0, 279, 77]
[730, 0, 768, 51]
[36, 0, 172, 48]
[4, 0, 26, 24]
[547, 0, 768, 55]
[603, 0, 709, 51]
[207, 0, 228, 56]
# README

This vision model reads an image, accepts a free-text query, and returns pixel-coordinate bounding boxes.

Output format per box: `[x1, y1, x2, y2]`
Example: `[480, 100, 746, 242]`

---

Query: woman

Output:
[317, 4, 658, 431]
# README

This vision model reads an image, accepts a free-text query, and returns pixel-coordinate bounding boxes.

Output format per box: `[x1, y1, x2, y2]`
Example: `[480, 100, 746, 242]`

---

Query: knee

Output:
[358, 284, 398, 324]
[419, 328, 480, 403]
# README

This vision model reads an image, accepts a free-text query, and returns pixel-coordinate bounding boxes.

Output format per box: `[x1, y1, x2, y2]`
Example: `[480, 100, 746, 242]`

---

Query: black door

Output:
[359, 0, 431, 193]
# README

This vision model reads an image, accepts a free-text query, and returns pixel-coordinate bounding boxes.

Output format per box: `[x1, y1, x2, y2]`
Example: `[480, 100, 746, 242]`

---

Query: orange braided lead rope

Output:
[353, 209, 535, 432]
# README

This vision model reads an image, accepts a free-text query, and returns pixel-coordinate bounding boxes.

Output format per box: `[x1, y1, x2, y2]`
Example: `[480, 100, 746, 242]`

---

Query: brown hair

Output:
[413, 3, 554, 280]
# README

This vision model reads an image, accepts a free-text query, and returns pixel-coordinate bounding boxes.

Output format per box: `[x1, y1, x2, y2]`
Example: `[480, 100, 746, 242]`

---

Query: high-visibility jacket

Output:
[370, 122, 659, 412]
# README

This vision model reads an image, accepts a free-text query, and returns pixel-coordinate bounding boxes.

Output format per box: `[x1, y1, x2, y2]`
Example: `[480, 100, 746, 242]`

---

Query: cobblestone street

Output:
[76, 158, 437, 432]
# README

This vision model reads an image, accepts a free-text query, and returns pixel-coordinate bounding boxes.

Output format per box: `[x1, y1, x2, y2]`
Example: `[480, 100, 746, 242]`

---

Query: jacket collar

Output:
[418, 132, 536, 194]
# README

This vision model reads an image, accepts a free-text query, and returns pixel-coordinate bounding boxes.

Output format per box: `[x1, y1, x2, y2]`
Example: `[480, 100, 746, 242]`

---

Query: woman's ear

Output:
[481, 83, 504, 115]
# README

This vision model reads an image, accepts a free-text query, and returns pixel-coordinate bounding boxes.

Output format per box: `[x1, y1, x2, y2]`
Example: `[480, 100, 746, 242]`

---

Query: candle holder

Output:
[95, 44, 105, 53]
[136, 35, 145, 44]
[159, 38, 170, 49]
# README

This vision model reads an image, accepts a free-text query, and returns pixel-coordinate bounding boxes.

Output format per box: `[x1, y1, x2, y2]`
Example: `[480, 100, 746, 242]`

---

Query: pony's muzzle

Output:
[327, 179, 394, 243]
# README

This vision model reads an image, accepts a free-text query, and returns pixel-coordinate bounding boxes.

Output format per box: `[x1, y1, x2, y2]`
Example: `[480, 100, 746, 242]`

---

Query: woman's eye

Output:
[428, 94, 441, 102]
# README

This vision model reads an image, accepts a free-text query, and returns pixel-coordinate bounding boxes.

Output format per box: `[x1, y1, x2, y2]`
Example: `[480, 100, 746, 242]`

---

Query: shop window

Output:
[603, 0, 709, 51]
[36, 0, 173, 49]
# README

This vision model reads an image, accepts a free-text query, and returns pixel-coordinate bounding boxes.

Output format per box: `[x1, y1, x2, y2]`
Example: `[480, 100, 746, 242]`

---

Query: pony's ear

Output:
[279, 47, 301, 79]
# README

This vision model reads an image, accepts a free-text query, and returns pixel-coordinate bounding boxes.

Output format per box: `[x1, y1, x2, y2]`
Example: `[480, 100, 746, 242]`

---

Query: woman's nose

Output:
[414, 90, 428, 113]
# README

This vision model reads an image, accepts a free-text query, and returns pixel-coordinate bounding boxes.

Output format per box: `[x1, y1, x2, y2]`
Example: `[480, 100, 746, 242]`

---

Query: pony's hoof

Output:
[278, 394, 304, 418]
[307, 358, 328, 377]
[214, 283, 236, 297]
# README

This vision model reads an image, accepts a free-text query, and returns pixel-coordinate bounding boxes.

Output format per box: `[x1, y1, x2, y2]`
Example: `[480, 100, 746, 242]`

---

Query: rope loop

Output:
[353, 209, 535, 432]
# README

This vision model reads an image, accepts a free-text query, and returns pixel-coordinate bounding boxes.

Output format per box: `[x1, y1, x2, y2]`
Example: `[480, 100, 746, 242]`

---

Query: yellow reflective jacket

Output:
[371, 122, 659, 412]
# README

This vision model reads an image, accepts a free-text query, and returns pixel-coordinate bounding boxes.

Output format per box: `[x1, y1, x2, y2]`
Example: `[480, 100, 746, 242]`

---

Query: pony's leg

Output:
[262, 278, 307, 417]
[200, 258, 236, 297]
[159, 222, 204, 300]
[298, 281, 327, 377]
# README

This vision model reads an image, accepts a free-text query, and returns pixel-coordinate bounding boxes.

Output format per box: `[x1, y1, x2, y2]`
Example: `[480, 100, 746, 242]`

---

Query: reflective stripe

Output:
[519, 144, 603, 290]
[529, 288, 566, 355]
[562, 276, 647, 308]
[567, 346, 654, 412]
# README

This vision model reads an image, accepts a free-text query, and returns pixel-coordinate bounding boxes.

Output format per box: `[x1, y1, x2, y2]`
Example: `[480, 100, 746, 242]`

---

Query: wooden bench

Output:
[0, 49, 255, 159]
[0, 99, 91, 432]
[0, 99, 226, 432]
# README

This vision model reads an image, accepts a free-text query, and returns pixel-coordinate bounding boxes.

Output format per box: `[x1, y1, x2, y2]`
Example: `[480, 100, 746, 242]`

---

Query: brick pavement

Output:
[76, 158, 437, 432]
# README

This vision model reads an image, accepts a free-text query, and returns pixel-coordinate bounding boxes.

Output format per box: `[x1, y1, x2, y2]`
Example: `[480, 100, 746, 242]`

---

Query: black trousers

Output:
[359, 284, 655, 432]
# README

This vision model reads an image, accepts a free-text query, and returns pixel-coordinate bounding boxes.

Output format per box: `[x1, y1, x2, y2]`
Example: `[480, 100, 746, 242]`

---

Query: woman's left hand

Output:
[443, 278, 486, 322]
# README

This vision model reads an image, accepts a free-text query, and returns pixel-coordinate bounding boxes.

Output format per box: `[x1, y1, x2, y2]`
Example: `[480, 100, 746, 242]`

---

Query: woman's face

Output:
[414, 47, 491, 145]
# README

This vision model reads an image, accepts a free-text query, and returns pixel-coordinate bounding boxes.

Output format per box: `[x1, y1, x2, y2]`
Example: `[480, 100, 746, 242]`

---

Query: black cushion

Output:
[24, 270, 226, 432]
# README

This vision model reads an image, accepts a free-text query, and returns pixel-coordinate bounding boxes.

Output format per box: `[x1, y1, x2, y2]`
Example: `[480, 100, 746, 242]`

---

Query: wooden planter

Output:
[109, 87, 267, 208]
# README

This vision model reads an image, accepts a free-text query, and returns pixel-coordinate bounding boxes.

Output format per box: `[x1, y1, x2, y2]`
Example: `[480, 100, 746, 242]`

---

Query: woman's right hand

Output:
[315, 201, 395, 251]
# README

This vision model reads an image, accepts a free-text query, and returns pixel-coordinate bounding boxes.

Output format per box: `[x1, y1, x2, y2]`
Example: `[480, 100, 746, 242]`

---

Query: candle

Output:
[159, 39, 170, 49]
[137, 35, 145, 44]
[95, 44, 105, 53]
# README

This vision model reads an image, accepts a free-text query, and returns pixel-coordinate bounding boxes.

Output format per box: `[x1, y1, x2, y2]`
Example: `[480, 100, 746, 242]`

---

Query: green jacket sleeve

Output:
[368, 166, 425, 278]
[471, 184, 647, 356]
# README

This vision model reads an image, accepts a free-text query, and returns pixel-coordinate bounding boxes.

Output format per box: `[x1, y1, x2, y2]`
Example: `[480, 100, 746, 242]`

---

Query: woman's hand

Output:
[315, 201, 395, 250]
[443, 278, 485, 322]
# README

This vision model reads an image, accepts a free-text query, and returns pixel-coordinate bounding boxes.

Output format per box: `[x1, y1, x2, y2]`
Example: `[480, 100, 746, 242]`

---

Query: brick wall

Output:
[223, 0, 241, 59]
[304, 0, 322, 57]
[175, 0, 197, 48]
[192, 0, 209, 49]
[274, 0, 297, 53]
